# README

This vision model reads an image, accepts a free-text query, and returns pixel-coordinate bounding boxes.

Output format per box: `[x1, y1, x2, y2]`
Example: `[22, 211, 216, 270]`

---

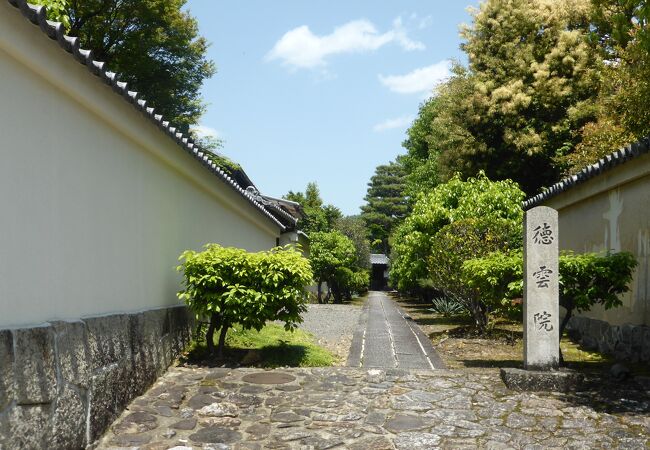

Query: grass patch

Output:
[183, 323, 336, 368]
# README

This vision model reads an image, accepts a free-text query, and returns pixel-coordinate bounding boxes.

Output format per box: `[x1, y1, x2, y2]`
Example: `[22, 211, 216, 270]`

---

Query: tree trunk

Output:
[317, 280, 323, 304]
[206, 312, 221, 355]
[470, 299, 488, 333]
[216, 321, 230, 357]
[325, 284, 332, 303]
[558, 300, 574, 366]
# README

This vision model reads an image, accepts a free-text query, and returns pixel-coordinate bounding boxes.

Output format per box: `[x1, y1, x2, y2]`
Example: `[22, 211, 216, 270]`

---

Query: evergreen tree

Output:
[361, 160, 409, 253]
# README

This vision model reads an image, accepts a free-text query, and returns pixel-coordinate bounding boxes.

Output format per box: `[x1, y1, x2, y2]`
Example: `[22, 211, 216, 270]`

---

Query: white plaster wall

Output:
[0, 7, 280, 328]
[545, 153, 650, 326]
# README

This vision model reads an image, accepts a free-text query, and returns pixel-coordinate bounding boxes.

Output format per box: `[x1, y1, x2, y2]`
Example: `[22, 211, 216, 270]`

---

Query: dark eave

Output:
[7, 0, 285, 231]
[523, 137, 650, 211]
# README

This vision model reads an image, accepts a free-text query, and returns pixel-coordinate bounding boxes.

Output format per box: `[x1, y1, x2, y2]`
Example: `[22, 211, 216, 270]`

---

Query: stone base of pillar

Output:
[500, 367, 584, 392]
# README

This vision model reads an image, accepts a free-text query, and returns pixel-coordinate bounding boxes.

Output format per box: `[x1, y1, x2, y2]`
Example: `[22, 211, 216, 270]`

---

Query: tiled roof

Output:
[370, 254, 390, 265]
[6, 0, 286, 231]
[523, 137, 650, 210]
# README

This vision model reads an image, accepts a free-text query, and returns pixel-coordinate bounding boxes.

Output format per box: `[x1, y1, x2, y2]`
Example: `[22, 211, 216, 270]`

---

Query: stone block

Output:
[87, 362, 131, 442]
[0, 403, 52, 450]
[599, 326, 618, 355]
[630, 325, 645, 360]
[51, 320, 91, 388]
[143, 308, 167, 342]
[0, 330, 15, 411]
[49, 384, 87, 449]
[168, 306, 191, 354]
[13, 325, 57, 404]
[641, 327, 650, 363]
[128, 313, 152, 395]
[566, 316, 586, 333]
[500, 368, 584, 392]
[620, 323, 635, 345]
[84, 314, 131, 371]
[143, 308, 168, 375]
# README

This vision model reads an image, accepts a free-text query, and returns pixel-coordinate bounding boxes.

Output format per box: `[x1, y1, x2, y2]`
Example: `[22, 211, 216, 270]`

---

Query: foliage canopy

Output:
[390, 174, 524, 294]
[38, 0, 215, 130]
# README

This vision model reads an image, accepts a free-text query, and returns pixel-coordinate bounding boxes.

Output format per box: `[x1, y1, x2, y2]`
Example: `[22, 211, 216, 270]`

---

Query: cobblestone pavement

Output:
[97, 366, 650, 449]
[347, 292, 445, 369]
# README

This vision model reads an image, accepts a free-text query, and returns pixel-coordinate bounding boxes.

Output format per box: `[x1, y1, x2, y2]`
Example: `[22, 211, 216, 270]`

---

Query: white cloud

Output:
[379, 60, 452, 96]
[266, 18, 425, 70]
[190, 124, 221, 140]
[373, 115, 414, 132]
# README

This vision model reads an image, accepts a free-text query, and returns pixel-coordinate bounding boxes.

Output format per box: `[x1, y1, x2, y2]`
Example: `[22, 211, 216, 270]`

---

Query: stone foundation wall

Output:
[0, 305, 193, 449]
[566, 315, 650, 363]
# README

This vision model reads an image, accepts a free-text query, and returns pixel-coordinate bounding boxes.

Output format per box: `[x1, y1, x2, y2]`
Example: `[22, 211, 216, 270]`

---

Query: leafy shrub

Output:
[309, 231, 368, 303]
[390, 173, 524, 293]
[429, 296, 468, 317]
[427, 217, 521, 329]
[461, 250, 523, 317]
[177, 244, 313, 356]
[462, 250, 637, 343]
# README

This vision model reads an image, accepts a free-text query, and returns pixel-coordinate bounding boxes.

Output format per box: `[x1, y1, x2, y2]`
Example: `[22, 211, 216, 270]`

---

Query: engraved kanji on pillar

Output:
[524, 206, 559, 370]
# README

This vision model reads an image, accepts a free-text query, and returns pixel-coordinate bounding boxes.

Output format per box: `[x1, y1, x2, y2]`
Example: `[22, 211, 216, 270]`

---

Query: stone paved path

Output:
[97, 366, 650, 449]
[347, 291, 445, 369]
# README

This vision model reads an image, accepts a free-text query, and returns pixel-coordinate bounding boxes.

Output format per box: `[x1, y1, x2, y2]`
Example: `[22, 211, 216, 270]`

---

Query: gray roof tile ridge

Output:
[7, 0, 285, 231]
[523, 137, 650, 210]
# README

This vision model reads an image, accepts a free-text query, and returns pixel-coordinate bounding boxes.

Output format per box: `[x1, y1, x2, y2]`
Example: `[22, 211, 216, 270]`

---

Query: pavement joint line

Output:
[400, 309, 436, 370]
[358, 321, 366, 368]
[378, 294, 398, 368]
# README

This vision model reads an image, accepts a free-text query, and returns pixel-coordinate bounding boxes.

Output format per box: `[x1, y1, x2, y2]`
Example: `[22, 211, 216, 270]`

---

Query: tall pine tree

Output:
[361, 160, 409, 253]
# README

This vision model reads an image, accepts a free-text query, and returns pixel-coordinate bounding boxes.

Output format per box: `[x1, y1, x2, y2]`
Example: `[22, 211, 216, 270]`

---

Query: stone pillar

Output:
[524, 206, 559, 370]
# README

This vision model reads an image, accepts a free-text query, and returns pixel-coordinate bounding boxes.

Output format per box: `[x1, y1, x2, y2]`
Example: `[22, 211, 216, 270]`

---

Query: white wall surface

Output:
[545, 153, 650, 326]
[0, 5, 281, 328]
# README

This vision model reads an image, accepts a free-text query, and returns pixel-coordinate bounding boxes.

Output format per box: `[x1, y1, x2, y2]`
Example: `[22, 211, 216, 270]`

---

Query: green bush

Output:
[390, 173, 524, 293]
[462, 250, 637, 344]
[177, 244, 313, 356]
[427, 217, 521, 329]
[309, 231, 368, 303]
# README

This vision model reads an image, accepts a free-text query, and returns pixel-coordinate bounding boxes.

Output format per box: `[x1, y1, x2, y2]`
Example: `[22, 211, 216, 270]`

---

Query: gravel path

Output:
[297, 304, 363, 365]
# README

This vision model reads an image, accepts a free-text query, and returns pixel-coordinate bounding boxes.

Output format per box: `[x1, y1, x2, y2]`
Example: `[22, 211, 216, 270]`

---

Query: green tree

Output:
[309, 231, 357, 303]
[51, 0, 216, 130]
[285, 182, 341, 234]
[34, 0, 70, 28]
[590, 0, 650, 56]
[360, 160, 409, 253]
[428, 218, 520, 329]
[390, 174, 524, 295]
[405, 0, 600, 195]
[178, 245, 312, 357]
[334, 216, 371, 271]
[401, 97, 441, 196]
[562, 0, 650, 173]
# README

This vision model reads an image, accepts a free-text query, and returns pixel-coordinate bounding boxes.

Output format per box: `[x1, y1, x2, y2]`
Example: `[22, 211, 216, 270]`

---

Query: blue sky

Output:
[185, 1, 479, 215]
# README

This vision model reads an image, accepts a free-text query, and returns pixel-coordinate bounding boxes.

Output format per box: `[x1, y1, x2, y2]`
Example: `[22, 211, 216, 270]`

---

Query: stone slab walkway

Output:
[347, 291, 445, 369]
[96, 366, 650, 449]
